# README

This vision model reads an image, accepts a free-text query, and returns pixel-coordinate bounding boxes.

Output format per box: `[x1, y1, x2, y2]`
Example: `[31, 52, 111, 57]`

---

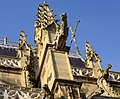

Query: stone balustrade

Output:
[109, 72, 120, 81]
[0, 57, 20, 68]
[0, 84, 43, 99]
[71, 67, 120, 82]
[0, 44, 17, 49]
[71, 67, 93, 77]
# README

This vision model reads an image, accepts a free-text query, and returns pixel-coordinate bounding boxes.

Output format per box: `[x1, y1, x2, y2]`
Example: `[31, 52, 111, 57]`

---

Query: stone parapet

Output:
[0, 84, 43, 98]
[72, 67, 120, 82]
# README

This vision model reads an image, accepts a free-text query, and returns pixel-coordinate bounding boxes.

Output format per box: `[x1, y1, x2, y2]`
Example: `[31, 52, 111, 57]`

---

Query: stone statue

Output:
[16, 31, 37, 88]
[17, 30, 27, 51]
[53, 13, 68, 49]
[60, 13, 68, 37]
[17, 31, 26, 58]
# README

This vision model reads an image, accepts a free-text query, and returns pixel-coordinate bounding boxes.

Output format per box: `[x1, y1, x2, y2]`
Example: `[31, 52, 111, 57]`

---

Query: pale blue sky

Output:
[0, 0, 120, 72]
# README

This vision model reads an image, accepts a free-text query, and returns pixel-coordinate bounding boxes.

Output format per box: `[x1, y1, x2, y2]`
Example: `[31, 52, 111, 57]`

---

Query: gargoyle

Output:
[101, 64, 112, 81]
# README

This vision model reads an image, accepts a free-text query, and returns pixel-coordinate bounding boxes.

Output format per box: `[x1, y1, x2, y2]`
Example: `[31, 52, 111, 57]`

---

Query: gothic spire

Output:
[35, 1, 57, 29]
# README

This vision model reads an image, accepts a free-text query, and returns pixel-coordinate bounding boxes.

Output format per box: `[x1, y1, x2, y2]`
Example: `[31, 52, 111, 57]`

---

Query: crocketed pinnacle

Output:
[35, 1, 57, 29]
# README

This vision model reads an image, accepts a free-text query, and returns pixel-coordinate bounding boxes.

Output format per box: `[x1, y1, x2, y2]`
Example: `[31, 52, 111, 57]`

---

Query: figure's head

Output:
[107, 64, 112, 69]
[60, 13, 67, 21]
[20, 30, 25, 37]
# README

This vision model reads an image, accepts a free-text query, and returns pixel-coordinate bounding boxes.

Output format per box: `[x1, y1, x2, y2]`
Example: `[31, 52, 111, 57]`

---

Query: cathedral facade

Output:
[0, 1, 120, 99]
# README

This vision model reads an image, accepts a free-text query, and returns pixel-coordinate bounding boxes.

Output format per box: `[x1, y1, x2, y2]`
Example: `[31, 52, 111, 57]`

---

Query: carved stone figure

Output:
[53, 13, 68, 49]
[16, 31, 37, 88]
[60, 13, 68, 37]
[100, 64, 112, 81]
[88, 63, 120, 98]
[16, 30, 28, 58]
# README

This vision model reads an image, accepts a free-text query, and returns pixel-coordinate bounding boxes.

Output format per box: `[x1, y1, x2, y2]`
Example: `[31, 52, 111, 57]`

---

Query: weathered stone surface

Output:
[0, 1, 120, 99]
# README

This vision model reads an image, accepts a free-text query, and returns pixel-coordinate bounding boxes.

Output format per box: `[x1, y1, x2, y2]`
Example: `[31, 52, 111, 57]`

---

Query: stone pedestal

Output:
[40, 44, 73, 90]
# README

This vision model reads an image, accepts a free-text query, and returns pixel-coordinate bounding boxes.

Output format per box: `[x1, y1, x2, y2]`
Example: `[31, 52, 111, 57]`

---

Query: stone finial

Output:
[44, 1, 49, 7]
[3, 35, 7, 45]
[19, 30, 27, 43]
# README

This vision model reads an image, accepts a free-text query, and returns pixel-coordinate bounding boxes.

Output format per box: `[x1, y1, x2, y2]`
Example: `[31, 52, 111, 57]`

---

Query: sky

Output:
[0, 0, 120, 72]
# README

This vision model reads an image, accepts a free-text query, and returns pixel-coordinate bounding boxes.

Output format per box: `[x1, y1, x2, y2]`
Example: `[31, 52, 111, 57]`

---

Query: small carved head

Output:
[20, 30, 25, 37]
[107, 64, 112, 69]
[60, 13, 67, 21]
